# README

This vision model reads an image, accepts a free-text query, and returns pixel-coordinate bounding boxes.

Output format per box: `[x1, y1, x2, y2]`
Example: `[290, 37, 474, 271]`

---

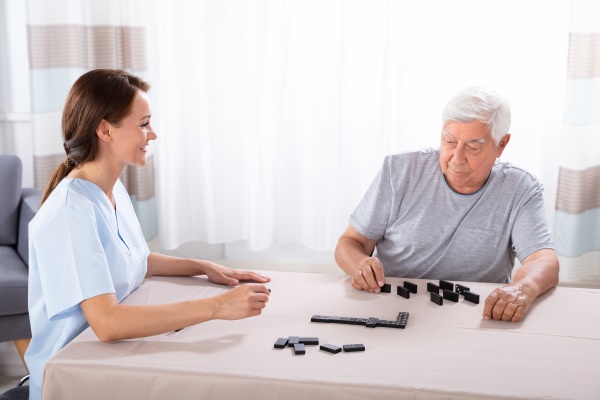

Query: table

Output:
[42, 270, 600, 400]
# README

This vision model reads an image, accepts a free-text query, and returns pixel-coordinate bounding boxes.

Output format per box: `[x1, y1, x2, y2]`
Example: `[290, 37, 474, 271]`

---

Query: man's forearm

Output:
[335, 237, 371, 275]
[512, 248, 559, 298]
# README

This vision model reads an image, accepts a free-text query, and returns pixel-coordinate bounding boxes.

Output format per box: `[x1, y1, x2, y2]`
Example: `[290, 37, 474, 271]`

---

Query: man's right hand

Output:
[335, 225, 385, 292]
[351, 256, 385, 293]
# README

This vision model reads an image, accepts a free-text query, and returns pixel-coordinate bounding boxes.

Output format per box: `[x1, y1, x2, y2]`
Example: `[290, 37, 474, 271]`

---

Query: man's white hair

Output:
[442, 86, 511, 145]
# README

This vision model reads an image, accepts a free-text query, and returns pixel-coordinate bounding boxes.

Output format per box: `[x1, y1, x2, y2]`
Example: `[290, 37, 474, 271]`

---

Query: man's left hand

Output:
[482, 281, 539, 322]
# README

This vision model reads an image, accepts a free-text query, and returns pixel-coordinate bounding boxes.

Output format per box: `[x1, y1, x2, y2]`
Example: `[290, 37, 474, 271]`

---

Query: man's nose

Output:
[451, 144, 467, 164]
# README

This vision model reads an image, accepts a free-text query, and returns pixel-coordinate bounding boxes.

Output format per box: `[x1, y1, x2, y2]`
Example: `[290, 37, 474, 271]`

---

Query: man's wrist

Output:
[512, 278, 541, 299]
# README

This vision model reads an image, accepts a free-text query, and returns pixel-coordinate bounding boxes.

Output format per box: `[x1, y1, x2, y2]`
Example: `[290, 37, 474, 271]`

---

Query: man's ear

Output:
[496, 133, 511, 157]
[96, 120, 112, 143]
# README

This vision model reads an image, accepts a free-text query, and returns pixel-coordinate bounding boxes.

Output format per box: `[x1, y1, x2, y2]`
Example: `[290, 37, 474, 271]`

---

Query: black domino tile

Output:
[299, 337, 319, 345]
[309, 313, 410, 329]
[396, 286, 410, 299]
[431, 292, 443, 306]
[455, 284, 470, 294]
[380, 283, 392, 293]
[294, 343, 305, 355]
[288, 336, 299, 347]
[403, 281, 418, 294]
[427, 282, 440, 294]
[320, 343, 342, 354]
[347, 318, 366, 326]
[311, 315, 330, 323]
[439, 280, 454, 291]
[343, 344, 366, 352]
[396, 312, 409, 328]
[463, 291, 480, 304]
[443, 289, 459, 302]
[375, 319, 397, 328]
[274, 337, 288, 349]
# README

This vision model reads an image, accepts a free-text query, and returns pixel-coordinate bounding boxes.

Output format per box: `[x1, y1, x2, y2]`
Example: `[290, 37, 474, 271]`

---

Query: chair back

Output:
[0, 155, 22, 246]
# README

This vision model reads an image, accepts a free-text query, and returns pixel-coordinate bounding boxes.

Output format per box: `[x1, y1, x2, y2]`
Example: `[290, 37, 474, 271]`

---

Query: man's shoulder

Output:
[488, 160, 545, 203]
[492, 160, 540, 186]
[384, 148, 439, 169]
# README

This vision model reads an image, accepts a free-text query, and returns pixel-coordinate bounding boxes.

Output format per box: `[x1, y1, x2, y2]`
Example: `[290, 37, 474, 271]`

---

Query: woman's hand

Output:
[211, 284, 270, 320]
[202, 261, 271, 286]
[146, 253, 271, 285]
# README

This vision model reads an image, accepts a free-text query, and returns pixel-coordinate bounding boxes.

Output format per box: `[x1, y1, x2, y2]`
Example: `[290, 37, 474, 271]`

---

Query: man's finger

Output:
[483, 290, 499, 320]
[371, 258, 385, 287]
[492, 298, 507, 320]
[511, 305, 527, 322]
[501, 302, 518, 321]
[353, 269, 370, 291]
[361, 265, 380, 292]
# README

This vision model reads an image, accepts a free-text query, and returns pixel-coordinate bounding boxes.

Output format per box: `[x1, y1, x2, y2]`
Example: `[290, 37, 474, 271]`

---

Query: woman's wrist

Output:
[190, 259, 211, 275]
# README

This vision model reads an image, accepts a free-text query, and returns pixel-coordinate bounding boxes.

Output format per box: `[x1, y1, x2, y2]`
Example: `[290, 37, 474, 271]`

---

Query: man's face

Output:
[439, 120, 510, 194]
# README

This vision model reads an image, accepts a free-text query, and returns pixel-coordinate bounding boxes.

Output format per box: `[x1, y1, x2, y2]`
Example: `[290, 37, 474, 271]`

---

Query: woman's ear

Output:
[96, 120, 112, 143]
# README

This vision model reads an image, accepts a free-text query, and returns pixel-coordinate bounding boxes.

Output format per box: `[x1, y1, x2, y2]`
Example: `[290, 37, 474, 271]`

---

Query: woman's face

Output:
[108, 90, 157, 167]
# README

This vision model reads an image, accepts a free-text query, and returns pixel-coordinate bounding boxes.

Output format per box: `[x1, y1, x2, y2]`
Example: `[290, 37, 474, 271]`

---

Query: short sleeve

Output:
[511, 183, 555, 261]
[32, 206, 115, 321]
[349, 156, 394, 240]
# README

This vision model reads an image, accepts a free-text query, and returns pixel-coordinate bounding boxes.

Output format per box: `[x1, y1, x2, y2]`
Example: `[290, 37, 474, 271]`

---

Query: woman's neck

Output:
[67, 159, 124, 207]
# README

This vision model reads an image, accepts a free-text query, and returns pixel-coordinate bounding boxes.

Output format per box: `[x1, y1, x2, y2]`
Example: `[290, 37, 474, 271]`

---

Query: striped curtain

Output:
[554, 0, 600, 283]
[26, 0, 156, 240]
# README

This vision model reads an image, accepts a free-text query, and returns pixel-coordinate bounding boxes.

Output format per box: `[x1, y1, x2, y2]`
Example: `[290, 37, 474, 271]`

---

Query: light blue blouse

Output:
[25, 178, 148, 400]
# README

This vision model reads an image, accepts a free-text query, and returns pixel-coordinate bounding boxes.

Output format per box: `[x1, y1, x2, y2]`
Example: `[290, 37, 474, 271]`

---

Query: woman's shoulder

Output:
[32, 179, 102, 226]
[58, 178, 106, 208]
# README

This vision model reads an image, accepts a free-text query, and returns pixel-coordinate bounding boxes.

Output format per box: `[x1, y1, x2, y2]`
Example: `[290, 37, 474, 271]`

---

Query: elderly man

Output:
[335, 87, 559, 322]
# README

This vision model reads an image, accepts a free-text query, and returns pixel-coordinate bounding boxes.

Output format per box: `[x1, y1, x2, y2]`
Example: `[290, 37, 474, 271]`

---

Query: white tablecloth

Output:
[43, 270, 600, 400]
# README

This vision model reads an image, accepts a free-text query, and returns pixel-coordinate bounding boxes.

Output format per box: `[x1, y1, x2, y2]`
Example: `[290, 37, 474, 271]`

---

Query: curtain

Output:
[25, 0, 157, 240]
[554, 0, 600, 283]
[146, 0, 569, 252]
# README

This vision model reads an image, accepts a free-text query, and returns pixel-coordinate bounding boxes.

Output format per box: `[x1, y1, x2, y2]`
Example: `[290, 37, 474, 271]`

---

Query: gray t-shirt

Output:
[350, 149, 554, 283]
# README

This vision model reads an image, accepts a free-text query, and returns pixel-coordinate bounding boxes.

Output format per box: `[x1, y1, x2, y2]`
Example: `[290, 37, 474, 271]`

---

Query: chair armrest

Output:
[17, 188, 42, 266]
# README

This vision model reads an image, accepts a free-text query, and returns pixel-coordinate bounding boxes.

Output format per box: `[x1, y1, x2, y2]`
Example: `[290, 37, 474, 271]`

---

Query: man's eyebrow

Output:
[441, 130, 486, 144]
[466, 138, 487, 144]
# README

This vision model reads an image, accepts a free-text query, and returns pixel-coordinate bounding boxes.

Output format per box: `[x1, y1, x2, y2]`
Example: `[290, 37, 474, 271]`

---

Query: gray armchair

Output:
[0, 155, 42, 369]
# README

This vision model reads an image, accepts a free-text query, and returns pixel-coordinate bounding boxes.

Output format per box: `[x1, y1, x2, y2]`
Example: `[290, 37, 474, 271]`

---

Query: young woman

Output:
[25, 69, 270, 400]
